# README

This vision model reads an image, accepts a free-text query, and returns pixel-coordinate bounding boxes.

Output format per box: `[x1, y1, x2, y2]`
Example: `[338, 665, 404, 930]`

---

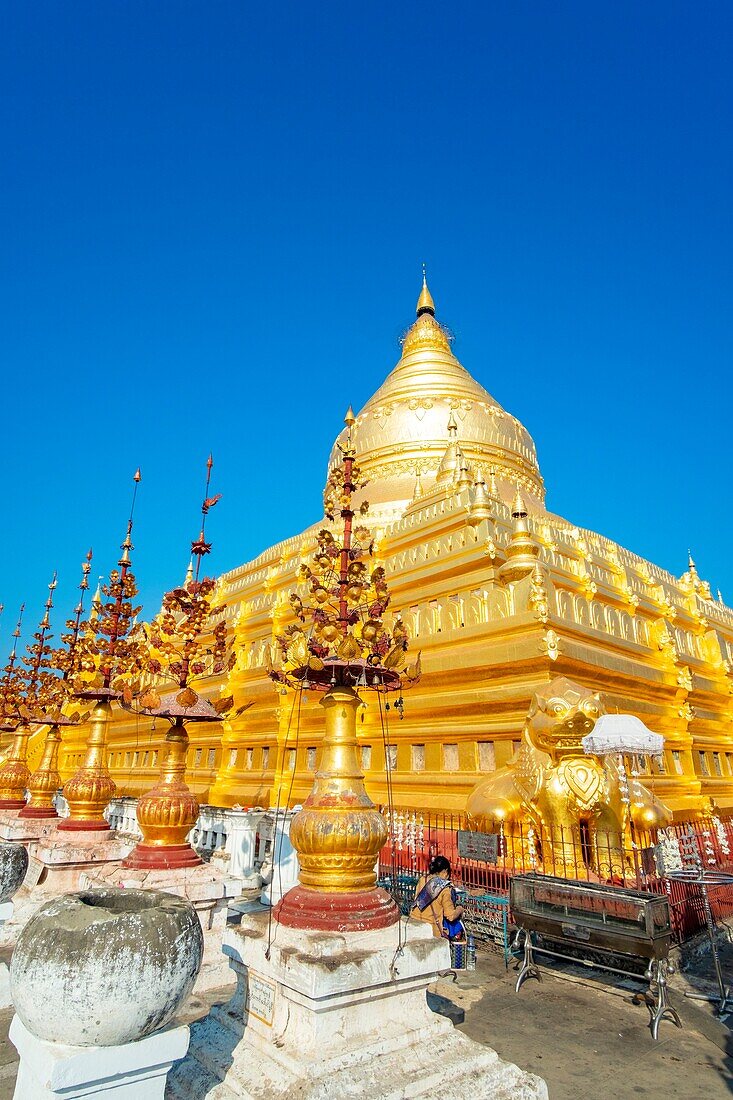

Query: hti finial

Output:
[129, 468, 142, 521]
[10, 604, 24, 658]
[512, 490, 528, 518]
[416, 267, 435, 317]
[192, 454, 221, 581]
[40, 571, 57, 629]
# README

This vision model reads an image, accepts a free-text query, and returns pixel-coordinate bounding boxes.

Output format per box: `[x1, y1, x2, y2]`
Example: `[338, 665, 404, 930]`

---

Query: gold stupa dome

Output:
[328, 276, 544, 509]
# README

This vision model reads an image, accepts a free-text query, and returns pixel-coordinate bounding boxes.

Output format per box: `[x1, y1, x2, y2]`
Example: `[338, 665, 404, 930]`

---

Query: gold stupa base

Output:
[20, 726, 61, 819]
[60, 701, 116, 830]
[274, 884, 398, 932]
[122, 718, 201, 869]
[278, 684, 398, 931]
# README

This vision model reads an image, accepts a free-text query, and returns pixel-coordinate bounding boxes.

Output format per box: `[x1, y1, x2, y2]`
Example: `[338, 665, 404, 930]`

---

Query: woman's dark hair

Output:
[428, 855, 451, 876]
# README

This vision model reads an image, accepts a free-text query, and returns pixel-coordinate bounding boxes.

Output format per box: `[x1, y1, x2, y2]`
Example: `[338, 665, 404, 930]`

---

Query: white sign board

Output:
[246, 970, 276, 1026]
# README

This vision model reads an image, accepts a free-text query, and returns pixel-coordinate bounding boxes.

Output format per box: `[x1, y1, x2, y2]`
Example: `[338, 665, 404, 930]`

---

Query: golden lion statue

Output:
[466, 677, 671, 879]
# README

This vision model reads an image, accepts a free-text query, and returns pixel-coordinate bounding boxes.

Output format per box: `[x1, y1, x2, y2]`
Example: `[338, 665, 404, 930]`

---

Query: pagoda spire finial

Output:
[416, 266, 435, 317]
[436, 412, 460, 485]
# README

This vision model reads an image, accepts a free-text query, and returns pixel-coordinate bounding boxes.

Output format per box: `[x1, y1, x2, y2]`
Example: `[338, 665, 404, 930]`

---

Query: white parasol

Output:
[581, 713, 664, 757]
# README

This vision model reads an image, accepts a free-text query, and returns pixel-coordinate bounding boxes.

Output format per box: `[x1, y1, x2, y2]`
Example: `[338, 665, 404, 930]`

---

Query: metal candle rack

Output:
[666, 866, 733, 1018]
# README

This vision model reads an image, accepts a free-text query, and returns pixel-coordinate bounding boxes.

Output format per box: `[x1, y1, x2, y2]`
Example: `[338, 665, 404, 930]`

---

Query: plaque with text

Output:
[246, 971, 276, 1026]
[457, 830, 499, 864]
[23, 857, 44, 891]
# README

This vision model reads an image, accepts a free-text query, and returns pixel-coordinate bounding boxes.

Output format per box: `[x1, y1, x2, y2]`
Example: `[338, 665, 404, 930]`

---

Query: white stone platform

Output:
[82, 861, 246, 993]
[0, 810, 58, 846]
[167, 911, 547, 1099]
[10, 1015, 189, 1098]
[0, 828, 134, 949]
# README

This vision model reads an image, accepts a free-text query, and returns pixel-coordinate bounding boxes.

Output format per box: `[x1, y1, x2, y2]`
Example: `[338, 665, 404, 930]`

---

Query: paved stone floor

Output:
[0, 1010, 16, 1100]
[0, 947, 730, 1098]
[440, 946, 733, 1100]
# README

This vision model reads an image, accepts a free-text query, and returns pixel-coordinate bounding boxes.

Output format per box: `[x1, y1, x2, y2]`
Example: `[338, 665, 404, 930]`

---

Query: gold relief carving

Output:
[651, 620, 678, 664]
[678, 701, 694, 723]
[581, 575, 597, 599]
[625, 590, 639, 613]
[557, 758, 606, 812]
[702, 629, 726, 670]
[677, 666, 694, 692]
[528, 565, 549, 624]
[539, 629, 560, 661]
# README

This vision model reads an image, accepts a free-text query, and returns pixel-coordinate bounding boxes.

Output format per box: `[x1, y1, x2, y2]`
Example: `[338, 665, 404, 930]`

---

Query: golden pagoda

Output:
[54, 277, 733, 820]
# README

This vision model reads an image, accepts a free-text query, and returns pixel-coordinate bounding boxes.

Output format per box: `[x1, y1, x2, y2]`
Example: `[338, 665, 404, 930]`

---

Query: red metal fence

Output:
[378, 807, 733, 945]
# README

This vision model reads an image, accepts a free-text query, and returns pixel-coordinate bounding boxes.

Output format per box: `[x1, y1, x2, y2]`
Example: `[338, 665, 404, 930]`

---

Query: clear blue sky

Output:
[1, 2, 731, 636]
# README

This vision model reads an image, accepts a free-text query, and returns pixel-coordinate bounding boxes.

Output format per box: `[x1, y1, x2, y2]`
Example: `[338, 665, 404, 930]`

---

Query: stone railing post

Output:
[221, 809, 265, 886]
[261, 809, 301, 906]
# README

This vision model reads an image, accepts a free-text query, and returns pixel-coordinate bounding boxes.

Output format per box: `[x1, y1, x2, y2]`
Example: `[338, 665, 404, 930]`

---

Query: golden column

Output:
[0, 579, 58, 810]
[272, 409, 419, 932]
[123, 455, 237, 868]
[60, 473, 143, 831]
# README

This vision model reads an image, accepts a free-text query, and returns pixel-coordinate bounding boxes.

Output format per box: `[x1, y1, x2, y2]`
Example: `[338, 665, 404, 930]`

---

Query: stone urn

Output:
[0, 842, 28, 905]
[10, 888, 203, 1046]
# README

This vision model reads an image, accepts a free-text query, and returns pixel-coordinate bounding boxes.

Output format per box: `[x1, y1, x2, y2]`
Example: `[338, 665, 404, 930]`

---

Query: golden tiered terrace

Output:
[55, 278, 733, 819]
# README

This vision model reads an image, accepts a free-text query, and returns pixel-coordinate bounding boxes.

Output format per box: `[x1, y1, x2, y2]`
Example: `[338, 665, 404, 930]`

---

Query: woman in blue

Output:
[410, 855, 466, 941]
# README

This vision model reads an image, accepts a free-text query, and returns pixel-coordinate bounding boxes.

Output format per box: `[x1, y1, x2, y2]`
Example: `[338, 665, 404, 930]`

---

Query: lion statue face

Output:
[526, 677, 605, 759]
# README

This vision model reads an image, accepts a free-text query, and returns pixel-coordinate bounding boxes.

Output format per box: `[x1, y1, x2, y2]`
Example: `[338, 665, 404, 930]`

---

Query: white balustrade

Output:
[52, 791, 70, 818]
[100, 798, 301, 899]
[259, 808, 301, 905]
[104, 797, 142, 839]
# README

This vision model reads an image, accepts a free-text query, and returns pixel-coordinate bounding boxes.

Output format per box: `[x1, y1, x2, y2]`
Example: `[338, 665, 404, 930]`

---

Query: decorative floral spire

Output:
[75, 471, 144, 698]
[134, 455, 239, 718]
[19, 572, 65, 720]
[122, 456, 247, 871]
[270, 409, 419, 693]
[53, 550, 93, 696]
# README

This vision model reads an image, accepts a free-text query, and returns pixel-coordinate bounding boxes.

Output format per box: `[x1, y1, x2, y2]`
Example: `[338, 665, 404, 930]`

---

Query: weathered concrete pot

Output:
[0, 842, 28, 904]
[10, 887, 203, 1046]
